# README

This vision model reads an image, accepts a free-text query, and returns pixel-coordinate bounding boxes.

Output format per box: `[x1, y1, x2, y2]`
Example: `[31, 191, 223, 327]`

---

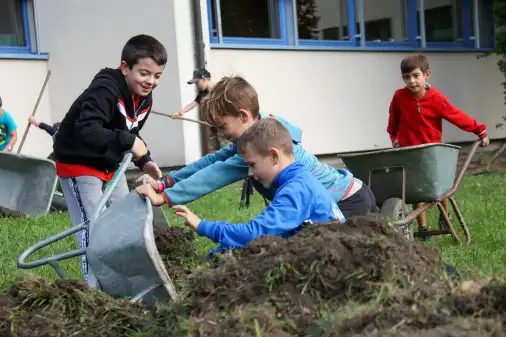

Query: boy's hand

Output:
[28, 115, 37, 126]
[480, 136, 490, 147]
[135, 174, 161, 190]
[392, 140, 400, 148]
[132, 137, 148, 158]
[171, 111, 182, 119]
[172, 205, 201, 231]
[135, 183, 165, 206]
[143, 161, 162, 179]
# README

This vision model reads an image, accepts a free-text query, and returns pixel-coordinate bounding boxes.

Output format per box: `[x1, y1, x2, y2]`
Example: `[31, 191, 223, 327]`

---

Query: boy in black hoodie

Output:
[53, 34, 167, 287]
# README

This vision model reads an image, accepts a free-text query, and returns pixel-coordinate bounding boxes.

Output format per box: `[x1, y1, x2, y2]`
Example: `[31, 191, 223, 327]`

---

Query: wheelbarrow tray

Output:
[0, 152, 57, 217]
[87, 191, 177, 307]
[338, 143, 461, 205]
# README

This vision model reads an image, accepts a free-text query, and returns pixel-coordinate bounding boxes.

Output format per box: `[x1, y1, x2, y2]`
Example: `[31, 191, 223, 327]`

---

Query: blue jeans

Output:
[59, 174, 129, 288]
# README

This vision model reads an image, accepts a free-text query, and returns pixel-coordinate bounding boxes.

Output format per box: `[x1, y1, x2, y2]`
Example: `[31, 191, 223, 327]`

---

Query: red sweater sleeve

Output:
[439, 95, 488, 139]
[387, 92, 400, 142]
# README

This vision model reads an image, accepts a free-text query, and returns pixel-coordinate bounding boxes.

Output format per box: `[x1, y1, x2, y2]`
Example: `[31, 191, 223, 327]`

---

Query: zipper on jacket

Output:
[417, 102, 420, 113]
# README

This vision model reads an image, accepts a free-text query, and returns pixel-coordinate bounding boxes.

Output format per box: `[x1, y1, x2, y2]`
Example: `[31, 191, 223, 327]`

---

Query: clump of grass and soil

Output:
[1, 215, 506, 336]
[154, 226, 201, 289]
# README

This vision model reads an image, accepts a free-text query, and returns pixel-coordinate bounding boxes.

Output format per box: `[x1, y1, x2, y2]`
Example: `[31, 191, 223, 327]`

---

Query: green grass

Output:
[1, 174, 505, 290]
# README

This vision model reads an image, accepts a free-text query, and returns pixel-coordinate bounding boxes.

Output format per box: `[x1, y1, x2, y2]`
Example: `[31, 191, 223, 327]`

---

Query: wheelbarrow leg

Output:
[436, 202, 461, 244]
[448, 197, 471, 245]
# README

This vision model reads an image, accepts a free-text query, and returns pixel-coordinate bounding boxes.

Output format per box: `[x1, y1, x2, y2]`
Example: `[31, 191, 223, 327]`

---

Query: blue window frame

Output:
[207, 0, 495, 51]
[0, 0, 31, 54]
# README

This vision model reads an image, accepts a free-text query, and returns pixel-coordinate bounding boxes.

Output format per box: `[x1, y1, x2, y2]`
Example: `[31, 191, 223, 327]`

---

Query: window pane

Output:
[218, 0, 280, 39]
[421, 0, 465, 43]
[362, 0, 409, 42]
[296, 0, 349, 41]
[475, 0, 493, 48]
[0, 0, 26, 47]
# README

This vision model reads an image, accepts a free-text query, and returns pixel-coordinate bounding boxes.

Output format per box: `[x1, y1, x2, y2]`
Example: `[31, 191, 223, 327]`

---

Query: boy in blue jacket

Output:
[138, 75, 377, 218]
[136, 118, 345, 255]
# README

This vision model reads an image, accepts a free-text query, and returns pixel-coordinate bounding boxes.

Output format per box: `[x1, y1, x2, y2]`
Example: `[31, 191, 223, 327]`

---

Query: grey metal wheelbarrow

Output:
[339, 141, 480, 244]
[17, 153, 178, 308]
[0, 152, 57, 217]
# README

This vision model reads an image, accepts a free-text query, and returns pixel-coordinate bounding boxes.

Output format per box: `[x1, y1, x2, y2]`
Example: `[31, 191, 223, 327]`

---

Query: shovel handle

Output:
[150, 110, 210, 126]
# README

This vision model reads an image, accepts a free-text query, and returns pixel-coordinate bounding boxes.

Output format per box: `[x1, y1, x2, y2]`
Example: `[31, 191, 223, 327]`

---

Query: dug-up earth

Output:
[1, 216, 506, 337]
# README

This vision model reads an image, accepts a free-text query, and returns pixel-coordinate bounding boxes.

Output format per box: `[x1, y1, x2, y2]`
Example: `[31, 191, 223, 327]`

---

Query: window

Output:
[361, 0, 409, 43]
[0, 0, 30, 53]
[296, 0, 350, 42]
[208, 0, 494, 50]
[208, 0, 286, 44]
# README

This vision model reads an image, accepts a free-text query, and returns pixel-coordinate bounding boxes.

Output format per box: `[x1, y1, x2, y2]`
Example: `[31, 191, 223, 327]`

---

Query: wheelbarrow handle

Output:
[17, 222, 88, 271]
[17, 152, 133, 278]
[90, 152, 133, 222]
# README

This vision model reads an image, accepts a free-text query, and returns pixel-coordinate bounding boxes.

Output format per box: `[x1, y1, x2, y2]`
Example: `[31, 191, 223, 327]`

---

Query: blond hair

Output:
[200, 75, 259, 126]
[237, 118, 293, 157]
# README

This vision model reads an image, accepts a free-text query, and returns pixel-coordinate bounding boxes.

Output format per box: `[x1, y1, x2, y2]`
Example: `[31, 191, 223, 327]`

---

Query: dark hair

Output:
[238, 118, 293, 157]
[121, 34, 167, 68]
[400, 53, 430, 74]
[0, 96, 2, 107]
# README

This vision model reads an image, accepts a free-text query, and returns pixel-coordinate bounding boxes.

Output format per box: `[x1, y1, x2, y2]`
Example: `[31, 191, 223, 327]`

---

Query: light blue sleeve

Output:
[168, 144, 237, 183]
[197, 187, 309, 249]
[4, 113, 16, 133]
[164, 147, 249, 205]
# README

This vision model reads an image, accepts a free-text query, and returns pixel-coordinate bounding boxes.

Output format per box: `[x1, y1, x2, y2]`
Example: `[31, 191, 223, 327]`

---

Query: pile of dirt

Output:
[0, 277, 160, 337]
[182, 216, 453, 335]
[2, 216, 506, 337]
[154, 227, 199, 287]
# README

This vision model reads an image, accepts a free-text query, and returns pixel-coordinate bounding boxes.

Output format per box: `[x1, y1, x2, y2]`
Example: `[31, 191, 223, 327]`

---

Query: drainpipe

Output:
[191, 0, 210, 156]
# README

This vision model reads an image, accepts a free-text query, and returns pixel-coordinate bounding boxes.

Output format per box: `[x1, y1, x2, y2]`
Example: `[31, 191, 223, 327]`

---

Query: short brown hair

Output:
[238, 118, 293, 157]
[200, 75, 259, 126]
[400, 53, 430, 74]
[121, 34, 167, 68]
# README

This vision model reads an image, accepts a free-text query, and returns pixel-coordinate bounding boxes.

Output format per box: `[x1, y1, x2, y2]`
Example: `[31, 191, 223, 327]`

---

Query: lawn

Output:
[0, 173, 505, 290]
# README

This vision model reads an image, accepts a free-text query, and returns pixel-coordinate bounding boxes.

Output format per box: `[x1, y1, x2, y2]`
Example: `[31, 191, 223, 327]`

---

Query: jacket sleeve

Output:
[387, 92, 400, 142]
[439, 96, 488, 139]
[38, 122, 57, 136]
[74, 86, 136, 155]
[163, 145, 248, 206]
[197, 186, 309, 249]
[167, 144, 239, 184]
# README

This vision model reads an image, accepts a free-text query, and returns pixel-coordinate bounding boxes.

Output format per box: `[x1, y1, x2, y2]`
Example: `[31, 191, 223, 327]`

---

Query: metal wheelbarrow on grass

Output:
[339, 141, 480, 244]
[0, 152, 57, 217]
[17, 153, 178, 308]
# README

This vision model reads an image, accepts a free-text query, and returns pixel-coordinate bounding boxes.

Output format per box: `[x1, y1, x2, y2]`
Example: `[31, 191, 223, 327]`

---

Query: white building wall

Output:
[0, 59, 52, 158]
[209, 49, 504, 155]
[33, 0, 202, 167]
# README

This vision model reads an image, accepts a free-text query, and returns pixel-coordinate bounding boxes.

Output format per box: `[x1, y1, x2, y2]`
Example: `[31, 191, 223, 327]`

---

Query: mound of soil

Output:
[154, 227, 199, 287]
[2, 216, 506, 337]
[183, 216, 452, 335]
[0, 277, 160, 337]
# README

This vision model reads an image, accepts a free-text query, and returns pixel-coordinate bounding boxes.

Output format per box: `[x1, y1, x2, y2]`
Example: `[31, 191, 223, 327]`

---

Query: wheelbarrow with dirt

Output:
[0, 151, 57, 217]
[339, 141, 480, 244]
[17, 152, 178, 308]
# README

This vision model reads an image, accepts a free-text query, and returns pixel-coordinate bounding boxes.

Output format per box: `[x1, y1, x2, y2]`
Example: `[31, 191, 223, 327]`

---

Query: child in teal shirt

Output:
[0, 96, 17, 152]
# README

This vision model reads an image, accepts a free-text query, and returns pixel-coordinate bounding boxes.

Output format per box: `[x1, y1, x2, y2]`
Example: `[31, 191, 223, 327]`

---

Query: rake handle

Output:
[17, 69, 52, 153]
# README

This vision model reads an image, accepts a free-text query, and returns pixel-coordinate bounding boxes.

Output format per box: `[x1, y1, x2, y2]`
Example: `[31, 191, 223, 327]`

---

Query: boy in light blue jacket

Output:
[139, 75, 377, 218]
[136, 118, 345, 256]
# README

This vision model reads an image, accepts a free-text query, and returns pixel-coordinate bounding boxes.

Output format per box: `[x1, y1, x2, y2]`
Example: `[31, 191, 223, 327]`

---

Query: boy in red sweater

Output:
[387, 53, 489, 237]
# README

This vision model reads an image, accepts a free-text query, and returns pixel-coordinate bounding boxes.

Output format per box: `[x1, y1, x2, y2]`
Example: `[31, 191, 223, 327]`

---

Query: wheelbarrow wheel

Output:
[380, 198, 413, 241]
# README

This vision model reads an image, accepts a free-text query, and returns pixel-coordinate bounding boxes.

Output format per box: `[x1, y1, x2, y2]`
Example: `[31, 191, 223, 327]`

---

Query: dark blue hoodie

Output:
[197, 161, 346, 256]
